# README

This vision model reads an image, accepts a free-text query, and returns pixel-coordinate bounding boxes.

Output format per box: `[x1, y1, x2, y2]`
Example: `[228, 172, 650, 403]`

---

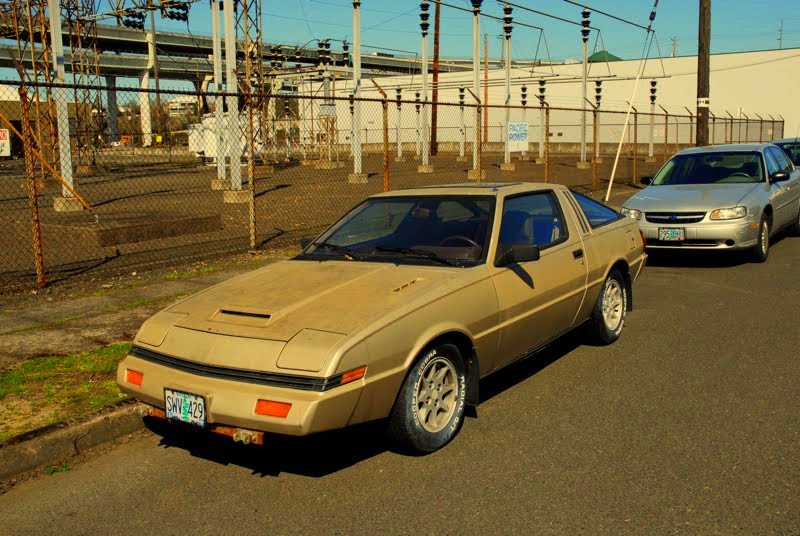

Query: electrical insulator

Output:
[521, 85, 527, 107]
[650, 80, 657, 104]
[415, 91, 421, 113]
[595, 80, 602, 107]
[396, 88, 402, 109]
[538, 80, 546, 103]
[470, 0, 482, 13]
[349, 94, 354, 115]
[581, 9, 590, 43]
[459, 87, 465, 108]
[420, 1, 430, 37]
[503, 4, 513, 38]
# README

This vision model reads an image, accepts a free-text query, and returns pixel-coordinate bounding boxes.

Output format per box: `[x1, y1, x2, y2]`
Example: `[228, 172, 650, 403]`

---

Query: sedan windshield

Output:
[301, 195, 495, 266]
[652, 151, 764, 185]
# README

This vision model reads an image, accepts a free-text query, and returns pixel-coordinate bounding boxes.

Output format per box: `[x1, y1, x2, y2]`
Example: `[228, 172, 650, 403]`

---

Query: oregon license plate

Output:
[164, 389, 206, 427]
[658, 227, 685, 241]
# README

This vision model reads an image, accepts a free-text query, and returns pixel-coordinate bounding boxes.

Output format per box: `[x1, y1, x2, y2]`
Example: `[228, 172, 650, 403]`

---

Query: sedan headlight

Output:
[709, 206, 747, 220]
[620, 207, 642, 220]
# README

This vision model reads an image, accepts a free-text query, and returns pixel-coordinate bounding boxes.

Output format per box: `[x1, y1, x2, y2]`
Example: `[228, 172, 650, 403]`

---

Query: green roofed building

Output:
[588, 50, 623, 63]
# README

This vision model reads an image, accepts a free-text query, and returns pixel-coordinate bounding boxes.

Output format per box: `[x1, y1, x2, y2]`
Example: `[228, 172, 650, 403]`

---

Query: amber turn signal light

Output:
[126, 369, 144, 387]
[255, 399, 292, 418]
[340, 365, 367, 385]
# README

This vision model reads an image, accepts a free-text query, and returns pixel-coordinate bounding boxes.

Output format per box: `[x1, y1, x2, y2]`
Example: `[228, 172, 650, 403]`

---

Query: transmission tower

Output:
[63, 0, 103, 167]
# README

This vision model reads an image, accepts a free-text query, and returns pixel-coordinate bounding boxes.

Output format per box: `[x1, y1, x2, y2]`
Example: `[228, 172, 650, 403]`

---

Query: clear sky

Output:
[150, 0, 800, 62]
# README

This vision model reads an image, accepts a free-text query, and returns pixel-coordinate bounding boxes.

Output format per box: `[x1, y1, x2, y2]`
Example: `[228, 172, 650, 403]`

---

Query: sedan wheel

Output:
[587, 270, 628, 345]
[387, 343, 466, 454]
[751, 214, 770, 263]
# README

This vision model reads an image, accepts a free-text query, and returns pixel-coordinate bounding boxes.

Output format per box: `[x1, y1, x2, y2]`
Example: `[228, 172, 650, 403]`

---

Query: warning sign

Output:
[0, 129, 9, 157]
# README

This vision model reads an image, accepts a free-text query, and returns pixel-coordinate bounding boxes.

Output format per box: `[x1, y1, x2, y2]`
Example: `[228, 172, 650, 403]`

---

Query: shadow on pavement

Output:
[145, 417, 390, 478]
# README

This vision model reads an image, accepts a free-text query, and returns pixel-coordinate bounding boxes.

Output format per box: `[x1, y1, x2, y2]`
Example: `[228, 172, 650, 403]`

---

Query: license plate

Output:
[658, 227, 685, 241]
[164, 389, 206, 427]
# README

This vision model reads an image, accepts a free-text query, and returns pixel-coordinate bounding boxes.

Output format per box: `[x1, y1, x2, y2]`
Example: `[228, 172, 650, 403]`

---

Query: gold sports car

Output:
[118, 183, 647, 453]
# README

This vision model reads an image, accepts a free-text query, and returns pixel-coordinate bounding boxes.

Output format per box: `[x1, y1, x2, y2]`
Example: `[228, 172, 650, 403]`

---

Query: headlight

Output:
[620, 207, 642, 220]
[709, 206, 747, 220]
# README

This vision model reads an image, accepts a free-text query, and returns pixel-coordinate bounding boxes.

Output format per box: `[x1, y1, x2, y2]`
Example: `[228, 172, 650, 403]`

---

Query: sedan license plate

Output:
[164, 389, 206, 427]
[658, 227, 685, 241]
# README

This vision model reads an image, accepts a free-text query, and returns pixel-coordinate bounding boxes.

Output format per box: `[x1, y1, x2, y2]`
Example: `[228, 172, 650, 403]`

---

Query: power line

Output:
[500, 0, 598, 30]
[560, 0, 651, 32]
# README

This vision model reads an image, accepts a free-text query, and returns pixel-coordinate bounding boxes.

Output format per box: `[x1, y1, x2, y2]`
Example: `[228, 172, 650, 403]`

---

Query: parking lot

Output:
[1, 227, 798, 534]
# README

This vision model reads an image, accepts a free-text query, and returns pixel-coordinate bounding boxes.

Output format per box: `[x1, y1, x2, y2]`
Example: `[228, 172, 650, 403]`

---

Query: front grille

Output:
[130, 346, 345, 392]
[645, 212, 706, 224]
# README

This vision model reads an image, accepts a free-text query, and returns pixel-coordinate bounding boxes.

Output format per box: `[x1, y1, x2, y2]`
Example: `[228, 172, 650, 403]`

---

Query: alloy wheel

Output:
[602, 279, 624, 332]
[415, 357, 458, 433]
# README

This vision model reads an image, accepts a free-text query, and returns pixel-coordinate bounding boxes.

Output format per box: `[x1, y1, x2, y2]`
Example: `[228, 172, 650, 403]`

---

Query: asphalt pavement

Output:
[1, 233, 799, 535]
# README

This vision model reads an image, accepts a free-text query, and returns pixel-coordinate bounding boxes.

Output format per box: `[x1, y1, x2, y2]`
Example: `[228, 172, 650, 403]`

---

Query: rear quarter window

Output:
[570, 192, 623, 229]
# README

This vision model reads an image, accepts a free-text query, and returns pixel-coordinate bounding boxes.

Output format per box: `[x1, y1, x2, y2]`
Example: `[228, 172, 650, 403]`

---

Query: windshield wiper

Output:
[311, 242, 363, 261]
[374, 246, 460, 267]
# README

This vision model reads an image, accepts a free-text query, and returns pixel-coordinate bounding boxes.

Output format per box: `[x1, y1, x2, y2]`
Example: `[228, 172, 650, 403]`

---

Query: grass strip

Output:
[0, 342, 132, 443]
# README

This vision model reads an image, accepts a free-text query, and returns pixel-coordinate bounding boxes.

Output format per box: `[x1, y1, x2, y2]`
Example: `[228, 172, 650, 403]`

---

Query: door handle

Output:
[573, 248, 584, 259]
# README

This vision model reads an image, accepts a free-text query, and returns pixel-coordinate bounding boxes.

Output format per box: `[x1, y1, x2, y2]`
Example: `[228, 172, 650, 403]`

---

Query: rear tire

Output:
[751, 213, 770, 263]
[586, 270, 628, 345]
[386, 343, 466, 454]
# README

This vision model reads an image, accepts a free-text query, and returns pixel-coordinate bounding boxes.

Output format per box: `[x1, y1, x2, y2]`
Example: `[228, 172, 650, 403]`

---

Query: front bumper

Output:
[639, 219, 759, 250]
[117, 353, 364, 436]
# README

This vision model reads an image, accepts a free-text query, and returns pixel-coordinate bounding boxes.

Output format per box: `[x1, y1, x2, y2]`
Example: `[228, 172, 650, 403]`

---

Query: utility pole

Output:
[418, 1, 432, 173]
[778, 19, 783, 49]
[430, 0, 441, 155]
[500, 3, 514, 171]
[671, 36, 677, 57]
[348, 1, 367, 183]
[469, 0, 483, 180]
[696, 0, 710, 146]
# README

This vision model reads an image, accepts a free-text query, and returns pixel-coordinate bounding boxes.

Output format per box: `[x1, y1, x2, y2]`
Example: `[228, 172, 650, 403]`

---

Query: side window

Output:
[499, 192, 568, 250]
[764, 150, 780, 176]
[769, 147, 793, 173]
[571, 191, 622, 229]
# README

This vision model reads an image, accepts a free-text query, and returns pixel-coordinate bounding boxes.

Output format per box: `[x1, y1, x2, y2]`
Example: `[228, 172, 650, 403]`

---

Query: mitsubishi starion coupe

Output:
[117, 183, 647, 454]
[622, 144, 800, 262]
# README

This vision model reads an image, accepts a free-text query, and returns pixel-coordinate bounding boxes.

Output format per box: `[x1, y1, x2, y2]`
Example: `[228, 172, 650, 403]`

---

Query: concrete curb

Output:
[0, 403, 145, 482]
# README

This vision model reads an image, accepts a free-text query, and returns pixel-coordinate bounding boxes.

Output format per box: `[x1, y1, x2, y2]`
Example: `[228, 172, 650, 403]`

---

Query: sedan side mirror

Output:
[640, 175, 653, 186]
[770, 171, 790, 183]
[495, 244, 540, 267]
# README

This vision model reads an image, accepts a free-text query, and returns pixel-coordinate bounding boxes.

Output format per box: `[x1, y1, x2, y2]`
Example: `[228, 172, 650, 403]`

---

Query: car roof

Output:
[370, 182, 567, 198]
[675, 143, 772, 156]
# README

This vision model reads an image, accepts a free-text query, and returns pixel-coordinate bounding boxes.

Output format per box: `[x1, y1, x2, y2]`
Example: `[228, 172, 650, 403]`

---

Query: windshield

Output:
[652, 151, 765, 185]
[300, 195, 495, 266]
[775, 142, 800, 165]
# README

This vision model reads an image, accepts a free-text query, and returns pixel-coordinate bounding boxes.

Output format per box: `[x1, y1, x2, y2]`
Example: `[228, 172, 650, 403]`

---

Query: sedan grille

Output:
[645, 212, 706, 224]
[130, 346, 346, 391]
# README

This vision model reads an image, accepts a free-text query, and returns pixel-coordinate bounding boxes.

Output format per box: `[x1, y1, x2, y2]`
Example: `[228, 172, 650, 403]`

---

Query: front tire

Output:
[386, 343, 466, 454]
[751, 213, 770, 263]
[586, 270, 628, 345]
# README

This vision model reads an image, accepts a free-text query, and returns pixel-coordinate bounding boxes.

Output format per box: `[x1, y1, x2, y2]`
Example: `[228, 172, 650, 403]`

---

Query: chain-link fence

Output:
[0, 79, 784, 292]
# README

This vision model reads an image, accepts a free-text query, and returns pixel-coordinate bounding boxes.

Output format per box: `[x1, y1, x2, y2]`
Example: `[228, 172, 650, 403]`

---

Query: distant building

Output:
[166, 96, 197, 117]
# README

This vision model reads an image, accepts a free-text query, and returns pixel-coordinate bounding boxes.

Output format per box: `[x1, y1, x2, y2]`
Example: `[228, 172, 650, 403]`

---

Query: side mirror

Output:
[640, 175, 653, 186]
[299, 237, 312, 249]
[770, 171, 790, 183]
[494, 244, 540, 267]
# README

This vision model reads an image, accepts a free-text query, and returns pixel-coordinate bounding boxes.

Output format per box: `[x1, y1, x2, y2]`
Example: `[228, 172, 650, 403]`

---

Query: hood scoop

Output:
[211, 307, 271, 328]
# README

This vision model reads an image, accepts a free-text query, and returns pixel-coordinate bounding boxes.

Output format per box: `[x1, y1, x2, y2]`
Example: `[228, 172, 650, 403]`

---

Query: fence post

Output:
[632, 106, 638, 185]
[246, 91, 257, 250]
[591, 105, 598, 192]
[544, 103, 550, 183]
[742, 112, 749, 143]
[710, 112, 715, 145]
[371, 80, 391, 192]
[684, 107, 694, 146]
[19, 87, 46, 288]
[659, 105, 669, 159]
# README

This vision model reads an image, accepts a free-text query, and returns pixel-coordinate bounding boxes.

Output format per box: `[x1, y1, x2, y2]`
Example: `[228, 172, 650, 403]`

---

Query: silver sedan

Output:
[622, 144, 800, 262]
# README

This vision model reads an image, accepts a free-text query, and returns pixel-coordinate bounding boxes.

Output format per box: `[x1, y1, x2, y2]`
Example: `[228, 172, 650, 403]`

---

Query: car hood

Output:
[154, 259, 462, 343]
[625, 183, 759, 212]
